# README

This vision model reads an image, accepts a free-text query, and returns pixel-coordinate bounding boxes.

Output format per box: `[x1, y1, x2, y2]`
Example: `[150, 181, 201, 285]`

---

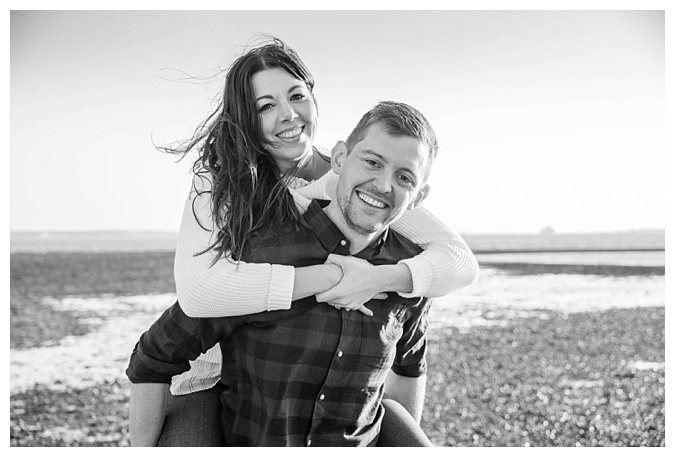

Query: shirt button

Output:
[319, 393, 325, 400]
[340, 240, 346, 246]
[337, 351, 343, 357]
[307, 439, 312, 446]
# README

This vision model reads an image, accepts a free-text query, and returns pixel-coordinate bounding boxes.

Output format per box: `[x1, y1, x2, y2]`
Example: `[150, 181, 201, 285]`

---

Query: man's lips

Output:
[356, 190, 390, 209]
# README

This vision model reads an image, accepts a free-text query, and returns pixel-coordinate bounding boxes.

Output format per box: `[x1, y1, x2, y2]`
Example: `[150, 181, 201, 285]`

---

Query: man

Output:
[127, 101, 439, 446]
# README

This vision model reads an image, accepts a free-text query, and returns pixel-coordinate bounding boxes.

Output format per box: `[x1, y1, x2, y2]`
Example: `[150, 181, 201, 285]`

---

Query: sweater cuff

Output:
[266, 264, 295, 311]
[397, 257, 431, 298]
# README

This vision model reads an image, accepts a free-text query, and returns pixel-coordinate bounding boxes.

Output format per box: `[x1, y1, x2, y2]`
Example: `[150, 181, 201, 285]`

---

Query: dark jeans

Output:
[378, 398, 433, 446]
[157, 383, 226, 447]
[157, 384, 432, 446]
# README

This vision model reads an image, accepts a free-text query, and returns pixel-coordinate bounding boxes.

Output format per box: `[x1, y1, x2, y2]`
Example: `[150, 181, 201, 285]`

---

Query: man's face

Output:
[332, 122, 431, 235]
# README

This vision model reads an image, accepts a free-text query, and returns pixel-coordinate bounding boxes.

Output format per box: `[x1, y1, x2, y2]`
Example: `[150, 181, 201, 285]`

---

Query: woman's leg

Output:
[157, 383, 226, 447]
[377, 398, 433, 447]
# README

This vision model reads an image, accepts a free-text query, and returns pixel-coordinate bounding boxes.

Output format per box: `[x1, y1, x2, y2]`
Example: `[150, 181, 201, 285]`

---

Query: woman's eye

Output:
[258, 103, 274, 112]
[290, 93, 306, 101]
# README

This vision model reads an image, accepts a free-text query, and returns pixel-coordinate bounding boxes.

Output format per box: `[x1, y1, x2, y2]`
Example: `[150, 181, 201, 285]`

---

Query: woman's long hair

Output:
[162, 37, 316, 263]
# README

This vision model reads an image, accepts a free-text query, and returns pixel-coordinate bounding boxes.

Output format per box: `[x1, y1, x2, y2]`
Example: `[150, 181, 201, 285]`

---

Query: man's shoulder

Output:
[380, 228, 424, 262]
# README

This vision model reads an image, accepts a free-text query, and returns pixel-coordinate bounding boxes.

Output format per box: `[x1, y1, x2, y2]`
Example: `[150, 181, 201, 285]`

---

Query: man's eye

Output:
[364, 159, 379, 167]
[398, 174, 414, 186]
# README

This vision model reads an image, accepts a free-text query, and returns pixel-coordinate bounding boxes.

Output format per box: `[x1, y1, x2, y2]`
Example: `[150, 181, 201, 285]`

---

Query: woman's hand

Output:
[315, 254, 388, 316]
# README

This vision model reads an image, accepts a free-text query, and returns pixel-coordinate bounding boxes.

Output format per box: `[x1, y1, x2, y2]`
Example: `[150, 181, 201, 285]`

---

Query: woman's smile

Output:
[276, 125, 304, 140]
[252, 67, 318, 167]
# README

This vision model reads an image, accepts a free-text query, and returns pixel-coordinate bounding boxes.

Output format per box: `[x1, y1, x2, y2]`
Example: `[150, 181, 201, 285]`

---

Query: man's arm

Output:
[383, 370, 427, 422]
[129, 383, 170, 446]
[125, 302, 231, 446]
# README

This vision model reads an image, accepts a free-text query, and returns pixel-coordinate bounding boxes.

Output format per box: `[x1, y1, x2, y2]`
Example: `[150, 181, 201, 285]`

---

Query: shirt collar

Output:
[304, 199, 388, 258]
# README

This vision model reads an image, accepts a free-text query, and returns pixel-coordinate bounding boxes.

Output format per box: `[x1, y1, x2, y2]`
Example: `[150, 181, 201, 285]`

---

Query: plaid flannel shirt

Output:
[127, 199, 430, 446]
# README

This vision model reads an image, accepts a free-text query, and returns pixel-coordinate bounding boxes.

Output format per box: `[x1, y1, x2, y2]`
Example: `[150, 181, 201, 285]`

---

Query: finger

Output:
[357, 306, 373, 317]
[316, 291, 331, 303]
[372, 293, 388, 300]
[325, 253, 344, 265]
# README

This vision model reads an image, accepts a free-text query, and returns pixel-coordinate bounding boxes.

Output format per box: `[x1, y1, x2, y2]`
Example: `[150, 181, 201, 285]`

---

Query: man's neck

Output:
[323, 201, 384, 255]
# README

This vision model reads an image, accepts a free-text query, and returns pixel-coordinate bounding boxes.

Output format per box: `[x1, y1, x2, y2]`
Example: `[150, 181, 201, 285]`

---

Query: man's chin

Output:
[347, 218, 386, 236]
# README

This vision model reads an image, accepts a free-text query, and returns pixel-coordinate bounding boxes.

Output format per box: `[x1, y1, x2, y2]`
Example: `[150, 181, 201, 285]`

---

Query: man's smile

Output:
[356, 190, 389, 209]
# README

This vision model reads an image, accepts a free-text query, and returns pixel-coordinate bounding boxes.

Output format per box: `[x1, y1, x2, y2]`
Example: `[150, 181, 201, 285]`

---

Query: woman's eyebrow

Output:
[256, 85, 305, 102]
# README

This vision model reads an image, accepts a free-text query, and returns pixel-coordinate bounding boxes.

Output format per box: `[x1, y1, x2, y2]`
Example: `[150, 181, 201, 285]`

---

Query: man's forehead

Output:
[355, 124, 429, 169]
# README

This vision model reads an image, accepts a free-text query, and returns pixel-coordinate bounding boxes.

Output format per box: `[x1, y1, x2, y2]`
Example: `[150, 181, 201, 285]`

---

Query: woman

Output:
[157, 37, 478, 446]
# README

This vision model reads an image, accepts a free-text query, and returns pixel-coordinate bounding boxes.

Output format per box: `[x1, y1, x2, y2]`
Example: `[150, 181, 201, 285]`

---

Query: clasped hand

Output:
[315, 254, 388, 317]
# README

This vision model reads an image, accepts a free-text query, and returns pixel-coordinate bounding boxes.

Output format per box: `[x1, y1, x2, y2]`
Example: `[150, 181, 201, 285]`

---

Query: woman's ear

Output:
[331, 141, 348, 175]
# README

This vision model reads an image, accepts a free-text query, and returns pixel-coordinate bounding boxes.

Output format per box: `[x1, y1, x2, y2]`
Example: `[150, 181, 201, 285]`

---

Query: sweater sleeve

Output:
[294, 170, 480, 298]
[174, 177, 295, 318]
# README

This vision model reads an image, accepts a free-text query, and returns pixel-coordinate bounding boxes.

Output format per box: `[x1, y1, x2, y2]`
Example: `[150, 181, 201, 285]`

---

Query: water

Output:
[10, 231, 178, 253]
[475, 251, 665, 267]
[10, 268, 665, 394]
[9, 231, 665, 394]
[429, 267, 665, 331]
[10, 229, 665, 253]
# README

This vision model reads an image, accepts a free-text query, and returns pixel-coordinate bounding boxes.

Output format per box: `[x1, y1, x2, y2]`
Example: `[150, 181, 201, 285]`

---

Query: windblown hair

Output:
[161, 37, 315, 263]
[345, 100, 439, 170]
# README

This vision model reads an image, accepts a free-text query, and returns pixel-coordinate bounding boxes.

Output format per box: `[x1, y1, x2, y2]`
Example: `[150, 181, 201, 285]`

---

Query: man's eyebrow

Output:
[359, 150, 386, 161]
[256, 85, 305, 102]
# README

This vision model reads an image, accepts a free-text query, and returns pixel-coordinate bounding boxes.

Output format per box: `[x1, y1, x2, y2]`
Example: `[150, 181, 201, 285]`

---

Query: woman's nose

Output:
[279, 101, 298, 121]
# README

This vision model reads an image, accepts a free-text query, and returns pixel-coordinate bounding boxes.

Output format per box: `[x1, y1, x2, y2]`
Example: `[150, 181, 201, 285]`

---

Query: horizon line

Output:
[9, 228, 666, 236]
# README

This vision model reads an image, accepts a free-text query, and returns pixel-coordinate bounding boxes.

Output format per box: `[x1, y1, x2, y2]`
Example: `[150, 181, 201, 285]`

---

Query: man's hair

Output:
[344, 101, 439, 166]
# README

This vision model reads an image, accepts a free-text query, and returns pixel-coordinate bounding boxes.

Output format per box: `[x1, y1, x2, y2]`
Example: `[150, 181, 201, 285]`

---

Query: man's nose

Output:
[372, 172, 393, 194]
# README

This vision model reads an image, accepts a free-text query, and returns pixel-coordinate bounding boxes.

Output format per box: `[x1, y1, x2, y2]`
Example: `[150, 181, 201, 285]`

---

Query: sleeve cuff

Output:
[391, 358, 427, 378]
[397, 257, 432, 298]
[266, 264, 295, 311]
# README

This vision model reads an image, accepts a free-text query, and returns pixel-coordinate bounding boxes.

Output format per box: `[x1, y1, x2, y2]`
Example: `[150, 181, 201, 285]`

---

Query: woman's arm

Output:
[296, 169, 480, 298]
[175, 177, 344, 318]
[390, 203, 480, 297]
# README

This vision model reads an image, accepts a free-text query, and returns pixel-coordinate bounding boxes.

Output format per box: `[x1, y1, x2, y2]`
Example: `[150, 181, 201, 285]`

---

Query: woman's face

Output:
[251, 67, 318, 170]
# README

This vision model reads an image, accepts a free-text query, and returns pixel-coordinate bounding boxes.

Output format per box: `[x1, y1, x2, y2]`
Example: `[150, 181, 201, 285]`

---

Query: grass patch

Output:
[10, 251, 665, 446]
[10, 252, 175, 349]
[480, 262, 664, 277]
[422, 307, 665, 446]
[10, 381, 132, 447]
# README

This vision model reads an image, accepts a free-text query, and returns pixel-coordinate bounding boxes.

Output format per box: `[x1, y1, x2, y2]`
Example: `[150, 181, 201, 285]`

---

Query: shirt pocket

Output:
[358, 306, 405, 362]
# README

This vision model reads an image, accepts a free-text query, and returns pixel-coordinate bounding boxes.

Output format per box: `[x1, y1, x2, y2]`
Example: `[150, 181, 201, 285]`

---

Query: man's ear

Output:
[331, 141, 348, 175]
[407, 184, 430, 211]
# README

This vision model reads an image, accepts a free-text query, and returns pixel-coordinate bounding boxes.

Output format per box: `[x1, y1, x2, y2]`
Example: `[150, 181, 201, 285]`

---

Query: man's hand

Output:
[315, 254, 388, 316]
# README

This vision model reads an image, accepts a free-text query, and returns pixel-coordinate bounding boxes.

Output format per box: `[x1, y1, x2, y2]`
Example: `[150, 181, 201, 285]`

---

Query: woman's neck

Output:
[293, 147, 331, 182]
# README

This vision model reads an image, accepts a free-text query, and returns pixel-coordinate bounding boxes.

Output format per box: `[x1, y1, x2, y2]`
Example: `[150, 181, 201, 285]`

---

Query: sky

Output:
[9, 7, 667, 234]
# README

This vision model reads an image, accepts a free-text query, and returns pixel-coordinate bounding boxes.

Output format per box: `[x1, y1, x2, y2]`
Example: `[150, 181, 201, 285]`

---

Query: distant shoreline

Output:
[10, 229, 665, 254]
